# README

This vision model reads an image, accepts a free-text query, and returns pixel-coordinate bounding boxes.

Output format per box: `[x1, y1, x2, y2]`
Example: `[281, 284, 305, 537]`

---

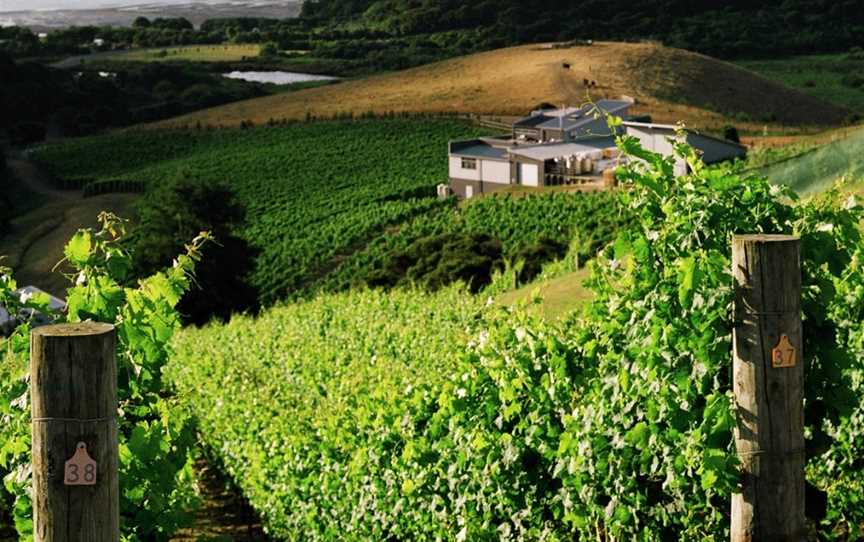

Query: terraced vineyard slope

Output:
[32, 120, 479, 302]
[31, 119, 629, 304]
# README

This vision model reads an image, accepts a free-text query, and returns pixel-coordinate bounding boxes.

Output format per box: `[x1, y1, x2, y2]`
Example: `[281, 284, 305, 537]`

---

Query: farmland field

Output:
[113, 44, 262, 62]
[51, 44, 264, 68]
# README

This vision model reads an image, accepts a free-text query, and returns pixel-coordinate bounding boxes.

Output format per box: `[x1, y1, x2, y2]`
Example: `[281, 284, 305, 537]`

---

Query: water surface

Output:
[222, 71, 339, 85]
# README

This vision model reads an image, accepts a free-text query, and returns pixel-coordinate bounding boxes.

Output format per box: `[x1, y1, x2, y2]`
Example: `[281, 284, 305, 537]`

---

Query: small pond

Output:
[222, 71, 339, 85]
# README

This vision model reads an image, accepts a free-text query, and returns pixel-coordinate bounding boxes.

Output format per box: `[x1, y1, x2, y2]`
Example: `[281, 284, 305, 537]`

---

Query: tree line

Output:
[3, 1, 862, 64]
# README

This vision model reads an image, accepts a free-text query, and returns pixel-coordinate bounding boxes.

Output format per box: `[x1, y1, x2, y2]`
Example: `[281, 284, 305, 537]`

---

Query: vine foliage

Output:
[0, 213, 208, 541]
[166, 125, 864, 539]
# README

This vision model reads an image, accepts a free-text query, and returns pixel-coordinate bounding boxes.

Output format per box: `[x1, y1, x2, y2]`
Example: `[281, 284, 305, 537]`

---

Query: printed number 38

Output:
[66, 464, 96, 483]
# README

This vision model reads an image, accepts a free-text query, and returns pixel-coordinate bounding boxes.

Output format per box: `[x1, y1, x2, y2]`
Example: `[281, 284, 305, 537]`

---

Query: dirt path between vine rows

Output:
[2, 154, 272, 540]
[170, 458, 272, 542]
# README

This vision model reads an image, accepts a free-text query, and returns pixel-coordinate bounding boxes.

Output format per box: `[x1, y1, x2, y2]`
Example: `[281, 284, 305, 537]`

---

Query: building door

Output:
[465, 185, 474, 199]
[518, 163, 539, 187]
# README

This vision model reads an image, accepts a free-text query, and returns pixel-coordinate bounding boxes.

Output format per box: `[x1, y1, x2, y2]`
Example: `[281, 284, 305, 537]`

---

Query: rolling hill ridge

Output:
[158, 42, 851, 131]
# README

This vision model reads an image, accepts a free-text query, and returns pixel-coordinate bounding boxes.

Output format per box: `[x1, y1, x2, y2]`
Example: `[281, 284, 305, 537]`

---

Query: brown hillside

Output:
[157, 42, 850, 130]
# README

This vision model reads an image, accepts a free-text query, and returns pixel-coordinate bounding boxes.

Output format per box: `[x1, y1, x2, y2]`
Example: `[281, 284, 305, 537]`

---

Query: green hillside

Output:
[31, 119, 629, 305]
[761, 127, 864, 194]
[738, 52, 864, 113]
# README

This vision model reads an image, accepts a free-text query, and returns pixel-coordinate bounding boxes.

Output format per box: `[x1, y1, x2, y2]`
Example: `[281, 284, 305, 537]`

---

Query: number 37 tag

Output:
[64, 442, 97, 486]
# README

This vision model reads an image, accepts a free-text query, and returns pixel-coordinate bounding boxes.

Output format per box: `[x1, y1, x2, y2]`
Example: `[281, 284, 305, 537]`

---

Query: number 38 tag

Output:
[64, 442, 97, 486]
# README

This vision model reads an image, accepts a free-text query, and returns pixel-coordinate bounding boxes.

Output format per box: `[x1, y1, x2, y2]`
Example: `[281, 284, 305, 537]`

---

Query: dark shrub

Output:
[841, 74, 864, 89]
[513, 237, 568, 283]
[130, 176, 260, 325]
[366, 232, 503, 293]
[723, 124, 740, 143]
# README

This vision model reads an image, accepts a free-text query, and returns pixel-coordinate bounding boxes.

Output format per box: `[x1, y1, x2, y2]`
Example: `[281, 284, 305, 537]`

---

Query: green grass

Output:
[737, 53, 864, 114]
[497, 266, 593, 319]
[103, 44, 262, 63]
[760, 126, 864, 194]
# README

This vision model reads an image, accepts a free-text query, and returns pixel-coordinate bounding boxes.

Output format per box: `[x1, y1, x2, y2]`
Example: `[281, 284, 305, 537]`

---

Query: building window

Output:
[461, 158, 477, 170]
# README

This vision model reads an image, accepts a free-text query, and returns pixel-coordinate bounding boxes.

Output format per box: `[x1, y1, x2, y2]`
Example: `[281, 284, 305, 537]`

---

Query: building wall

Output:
[541, 128, 565, 142]
[449, 156, 481, 181]
[481, 160, 511, 184]
[509, 156, 545, 186]
[514, 127, 539, 140]
[449, 178, 511, 199]
[519, 163, 539, 186]
[627, 126, 746, 165]
[627, 125, 680, 156]
[687, 133, 747, 164]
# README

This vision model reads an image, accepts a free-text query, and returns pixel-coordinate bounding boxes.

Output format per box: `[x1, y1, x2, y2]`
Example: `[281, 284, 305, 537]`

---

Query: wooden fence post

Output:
[31, 322, 119, 542]
[731, 235, 805, 541]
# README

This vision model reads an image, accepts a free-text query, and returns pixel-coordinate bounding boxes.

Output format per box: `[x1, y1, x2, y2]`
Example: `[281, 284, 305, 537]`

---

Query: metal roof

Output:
[623, 121, 748, 150]
[516, 100, 633, 132]
[450, 143, 509, 160]
[508, 137, 616, 161]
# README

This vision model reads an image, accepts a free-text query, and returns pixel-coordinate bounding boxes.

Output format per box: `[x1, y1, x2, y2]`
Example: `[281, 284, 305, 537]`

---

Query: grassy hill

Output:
[737, 53, 864, 114]
[156, 42, 850, 132]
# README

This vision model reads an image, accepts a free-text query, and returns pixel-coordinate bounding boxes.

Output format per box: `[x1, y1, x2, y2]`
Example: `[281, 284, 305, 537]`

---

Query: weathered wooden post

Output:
[31, 322, 119, 542]
[731, 235, 805, 541]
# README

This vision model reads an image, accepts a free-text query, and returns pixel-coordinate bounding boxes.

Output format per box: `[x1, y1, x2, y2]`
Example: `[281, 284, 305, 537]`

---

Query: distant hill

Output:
[301, 0, 864, 60]
[158, 41, 851, 131]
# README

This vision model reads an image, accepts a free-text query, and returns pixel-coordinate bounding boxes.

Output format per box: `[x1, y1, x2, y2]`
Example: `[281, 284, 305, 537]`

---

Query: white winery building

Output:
[447, 101, 747, 198]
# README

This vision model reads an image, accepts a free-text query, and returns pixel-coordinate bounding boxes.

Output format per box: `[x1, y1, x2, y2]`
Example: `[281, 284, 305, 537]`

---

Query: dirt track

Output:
[0, 155, 136, 296]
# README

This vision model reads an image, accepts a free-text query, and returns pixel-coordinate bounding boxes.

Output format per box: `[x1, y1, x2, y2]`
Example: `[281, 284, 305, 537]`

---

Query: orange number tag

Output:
[64, 442, 97, 486]
[771, 334, 797, 368]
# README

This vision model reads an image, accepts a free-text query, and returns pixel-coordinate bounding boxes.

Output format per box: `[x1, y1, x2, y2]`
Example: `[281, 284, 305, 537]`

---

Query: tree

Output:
[260, 41, 279, 57]
[723, 124, 740, 143]
[132, 16, 151, 28]
[151, 17, 193, 31]
[153, 79, 177, 99]
[130, 176, 259, 325]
